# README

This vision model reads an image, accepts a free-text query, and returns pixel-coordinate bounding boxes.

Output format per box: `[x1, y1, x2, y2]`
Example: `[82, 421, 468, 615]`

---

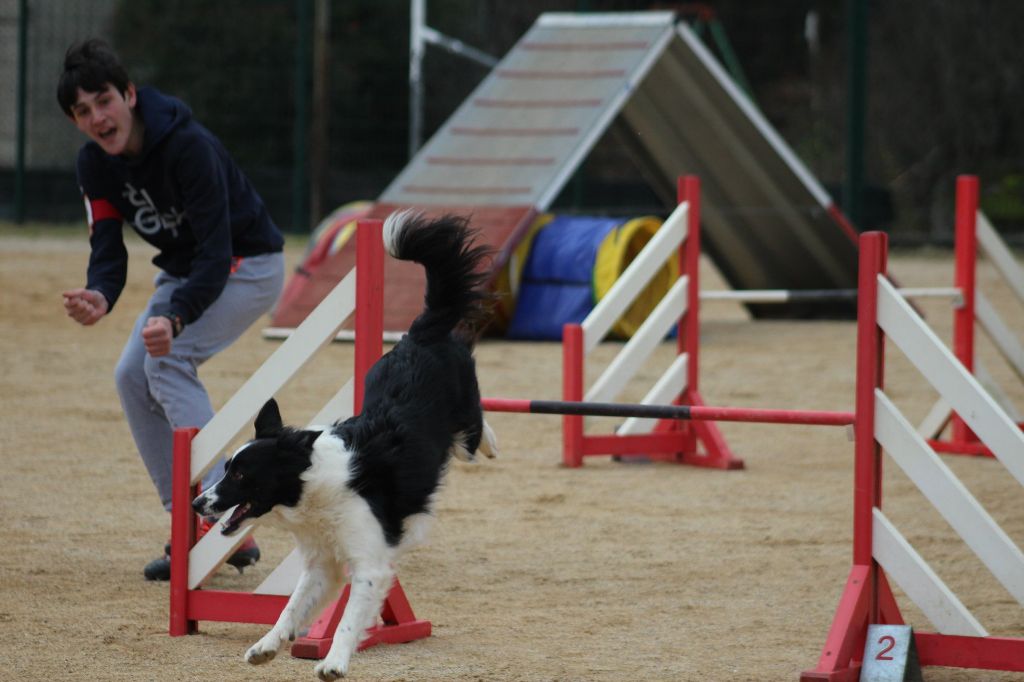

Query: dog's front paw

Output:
[245, 632, 286, 665]
[315, 656, 350, 680]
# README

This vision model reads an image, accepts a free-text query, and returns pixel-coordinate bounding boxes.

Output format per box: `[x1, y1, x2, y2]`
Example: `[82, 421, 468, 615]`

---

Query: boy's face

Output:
[68, 83, 141, 156]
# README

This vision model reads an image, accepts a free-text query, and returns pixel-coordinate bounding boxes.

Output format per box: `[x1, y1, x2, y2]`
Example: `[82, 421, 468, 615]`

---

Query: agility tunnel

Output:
[500, 213, 678, 340]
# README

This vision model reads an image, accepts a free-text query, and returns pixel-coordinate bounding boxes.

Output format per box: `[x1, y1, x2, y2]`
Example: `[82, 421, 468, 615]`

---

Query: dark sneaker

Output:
[143, 554, 171, 581]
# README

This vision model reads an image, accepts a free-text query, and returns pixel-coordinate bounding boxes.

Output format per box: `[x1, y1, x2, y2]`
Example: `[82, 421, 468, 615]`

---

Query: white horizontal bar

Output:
[262, 327, 406, 344]
[872, 508, 987, 636]
[699, 287, 961, 304]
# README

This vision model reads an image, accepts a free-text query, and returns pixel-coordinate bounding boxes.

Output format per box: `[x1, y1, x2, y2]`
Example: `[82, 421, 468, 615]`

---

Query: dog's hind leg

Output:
[478, 419, 499, 458]
[451, 420, 499, 462]
[246, 556, 343, 666]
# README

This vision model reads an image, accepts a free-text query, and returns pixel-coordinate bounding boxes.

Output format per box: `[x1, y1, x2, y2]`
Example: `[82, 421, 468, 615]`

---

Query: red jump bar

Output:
[481, 398, 854, 427]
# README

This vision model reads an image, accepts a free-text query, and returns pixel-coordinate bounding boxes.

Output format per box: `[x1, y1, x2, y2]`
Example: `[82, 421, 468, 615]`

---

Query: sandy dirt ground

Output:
[2, 230, 1023, 681]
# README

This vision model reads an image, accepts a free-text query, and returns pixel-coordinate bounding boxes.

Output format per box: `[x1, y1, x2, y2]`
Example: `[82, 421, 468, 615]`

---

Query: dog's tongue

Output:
[222, 503, 251, 535]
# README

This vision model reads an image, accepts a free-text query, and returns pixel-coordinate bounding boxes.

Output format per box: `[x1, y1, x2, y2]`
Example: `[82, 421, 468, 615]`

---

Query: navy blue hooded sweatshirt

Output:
[76, 86, 283, 325]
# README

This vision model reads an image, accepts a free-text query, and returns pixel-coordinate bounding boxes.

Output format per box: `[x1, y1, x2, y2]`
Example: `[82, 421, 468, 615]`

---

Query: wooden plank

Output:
[917, 398, 951, 440]
[976, 291, 1024, 381]
[188, 515, 259, 590]
[586, 275, 687, 403]
[254, 549, 304, 596]
[977, 211, 1024, 304]
[617, 353, 688, 435]
[875, 391, 1024, 606]
[976, 361, 1023, 422]
[877, 276, 1024, 486]
[191, 272, 356, 482]
[872, 508, 987, 636]
[581, 203, 686, 350]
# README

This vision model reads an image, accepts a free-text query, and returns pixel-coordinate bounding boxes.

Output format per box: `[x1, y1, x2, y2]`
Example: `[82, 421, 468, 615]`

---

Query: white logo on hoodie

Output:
[123, 182, 183, 238]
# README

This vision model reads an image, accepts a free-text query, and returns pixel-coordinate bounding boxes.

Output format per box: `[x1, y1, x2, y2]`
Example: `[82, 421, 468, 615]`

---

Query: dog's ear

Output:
[254, 398, 284, 438]
[299, 430, 322, 450]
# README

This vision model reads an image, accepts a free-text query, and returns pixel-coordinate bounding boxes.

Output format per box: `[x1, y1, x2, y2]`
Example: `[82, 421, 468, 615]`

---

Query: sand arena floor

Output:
[2, 230, 1023, 681]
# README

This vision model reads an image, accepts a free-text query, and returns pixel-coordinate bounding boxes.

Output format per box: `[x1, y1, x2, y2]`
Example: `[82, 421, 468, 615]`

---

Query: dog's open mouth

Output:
[221, 502, 253, 535]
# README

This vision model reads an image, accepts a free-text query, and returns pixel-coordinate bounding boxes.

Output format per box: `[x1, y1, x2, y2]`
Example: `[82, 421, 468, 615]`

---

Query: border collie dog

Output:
[192, 211, 497, 680]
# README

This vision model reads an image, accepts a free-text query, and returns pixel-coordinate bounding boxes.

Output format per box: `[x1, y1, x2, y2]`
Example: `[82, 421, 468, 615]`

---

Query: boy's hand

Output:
[142, 316, 174, 357]
[62, 288, 108, 325]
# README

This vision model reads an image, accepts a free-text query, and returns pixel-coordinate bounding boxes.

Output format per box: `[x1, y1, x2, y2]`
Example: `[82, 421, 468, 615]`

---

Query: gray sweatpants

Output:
[114, 252, 285, 511]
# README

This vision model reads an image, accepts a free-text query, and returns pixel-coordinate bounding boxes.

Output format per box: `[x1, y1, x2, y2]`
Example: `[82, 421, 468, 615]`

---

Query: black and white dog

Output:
[192, 210, 497, 680]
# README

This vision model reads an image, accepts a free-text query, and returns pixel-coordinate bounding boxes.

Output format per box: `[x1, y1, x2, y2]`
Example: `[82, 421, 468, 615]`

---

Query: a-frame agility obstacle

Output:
[169, 220, 430, 657]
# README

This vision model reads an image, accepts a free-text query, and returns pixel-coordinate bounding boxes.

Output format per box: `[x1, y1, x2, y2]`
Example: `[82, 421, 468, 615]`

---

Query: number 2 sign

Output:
[859, 625, 923, 681]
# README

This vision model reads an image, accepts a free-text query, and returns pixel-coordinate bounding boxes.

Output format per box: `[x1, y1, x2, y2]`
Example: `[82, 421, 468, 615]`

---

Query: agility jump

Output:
[544, 174, 1022, 467]
[484, 229, 1024, 679]
[168, 220, 430, 658]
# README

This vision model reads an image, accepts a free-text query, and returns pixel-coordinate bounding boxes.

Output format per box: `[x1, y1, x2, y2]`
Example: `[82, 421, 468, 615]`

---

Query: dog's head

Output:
[192, 399, 320, 535]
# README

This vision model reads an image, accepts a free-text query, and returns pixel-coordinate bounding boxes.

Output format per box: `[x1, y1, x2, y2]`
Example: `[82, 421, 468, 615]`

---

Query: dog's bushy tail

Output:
[383, 210, 493, 343]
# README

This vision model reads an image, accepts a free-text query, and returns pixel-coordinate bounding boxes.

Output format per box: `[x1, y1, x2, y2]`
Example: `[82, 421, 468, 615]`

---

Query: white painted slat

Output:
[311, 378, 355, 427]
[617, 354, 688, 435]
[917, 398, 951, 440]
[188, 515, 259, 589]
[586, 275, 687, 403]
[198, 376, 357, 592]
[581, 204, 687, 351]
[254, 548, 304, 595]
[976, 290, 1024, 381]
[977, 361, 1023, 422]
[875, 390, 1024, 606]
[191, 271, 357, 482]
[877, 276, 1024, 486]
[977, 211, 1024, 304]
[872, 508, 987, 636]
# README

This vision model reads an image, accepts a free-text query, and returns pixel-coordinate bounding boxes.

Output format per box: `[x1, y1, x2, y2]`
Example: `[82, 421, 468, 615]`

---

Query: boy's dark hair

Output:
[57, 39, 132, 116]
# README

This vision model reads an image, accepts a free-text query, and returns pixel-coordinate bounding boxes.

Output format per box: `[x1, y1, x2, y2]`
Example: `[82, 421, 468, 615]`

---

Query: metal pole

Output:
[14, 0, 28, 223]
[408, 0, 425, 159]
[292, 0, 312, 232]
[843, 0, 867, 230]
[309, 0, 329, 225]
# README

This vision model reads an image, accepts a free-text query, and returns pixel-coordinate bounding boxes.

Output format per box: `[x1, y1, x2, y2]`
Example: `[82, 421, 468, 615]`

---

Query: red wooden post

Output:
[169, 427, 199, 636]
[679, 175, 701, 401]
[675, 176, 700, 454]
[951, 176, 979, 447]
[802, 232, 888, 680]
[354, 219, 384, 414]
[562, 323, 585, 467]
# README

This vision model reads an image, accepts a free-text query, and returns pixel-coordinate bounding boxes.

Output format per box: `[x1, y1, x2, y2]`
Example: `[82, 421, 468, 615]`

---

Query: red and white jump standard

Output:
[801, 231, 1024, 680]
[169, 220, 430, 658]
[561, 175, 741, 469]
